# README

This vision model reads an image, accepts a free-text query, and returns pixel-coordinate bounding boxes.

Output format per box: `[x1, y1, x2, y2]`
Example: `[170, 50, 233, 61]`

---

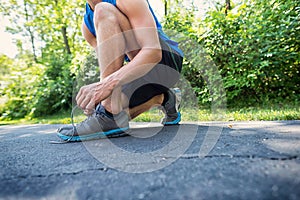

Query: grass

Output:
[0, 110, 71, 125]
[0, 102, 299, 125]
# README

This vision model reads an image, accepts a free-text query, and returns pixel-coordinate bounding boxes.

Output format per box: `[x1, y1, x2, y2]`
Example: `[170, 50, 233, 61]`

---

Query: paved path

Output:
[0, 121, 299, 200]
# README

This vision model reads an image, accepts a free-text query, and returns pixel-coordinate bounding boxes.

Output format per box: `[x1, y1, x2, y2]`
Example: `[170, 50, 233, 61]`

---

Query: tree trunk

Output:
[164, 0, 168, 16]
[225, 0, 231, 15]
[61, 26, 71, 55]
[23, 0, 38, 62]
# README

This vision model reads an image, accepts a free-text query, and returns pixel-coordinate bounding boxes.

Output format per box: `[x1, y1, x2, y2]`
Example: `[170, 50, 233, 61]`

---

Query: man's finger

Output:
[85, 99, 96, 114]
[78, 94, 93, 110]
[76, 86, 90, 107]
[76, 94, 86, 108]
[84, 108, 94, 116]
[75, 87, 83, 102]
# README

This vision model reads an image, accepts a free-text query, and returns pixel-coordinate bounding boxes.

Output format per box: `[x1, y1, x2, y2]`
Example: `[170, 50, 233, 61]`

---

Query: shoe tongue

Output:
[95, 104, 114, 118]
[95, 104, 103, 113]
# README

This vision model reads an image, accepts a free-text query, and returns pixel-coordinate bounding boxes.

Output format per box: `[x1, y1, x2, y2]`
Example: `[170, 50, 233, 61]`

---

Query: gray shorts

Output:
[122, 37, 183, 108]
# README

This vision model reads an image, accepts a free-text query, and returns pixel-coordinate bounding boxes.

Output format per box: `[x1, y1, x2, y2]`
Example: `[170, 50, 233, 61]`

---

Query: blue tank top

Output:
[83, 0, 183, 57]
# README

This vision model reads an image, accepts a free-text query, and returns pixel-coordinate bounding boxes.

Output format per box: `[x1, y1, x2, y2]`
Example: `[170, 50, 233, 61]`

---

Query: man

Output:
[57, 0, 183, 141]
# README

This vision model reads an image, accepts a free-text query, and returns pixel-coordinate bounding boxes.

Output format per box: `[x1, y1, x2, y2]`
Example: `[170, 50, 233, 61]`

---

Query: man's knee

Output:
[94, 2, 118, 24]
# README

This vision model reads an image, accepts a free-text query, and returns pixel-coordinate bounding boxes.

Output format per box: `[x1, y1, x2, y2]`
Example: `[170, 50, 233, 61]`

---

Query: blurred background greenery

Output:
[0, 0, 299, 122]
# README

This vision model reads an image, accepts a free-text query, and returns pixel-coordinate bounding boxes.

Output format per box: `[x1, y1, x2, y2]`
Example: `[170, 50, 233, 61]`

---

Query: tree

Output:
[23, 0, 38, 62]
[0, 0, 87, 118]
[1, 0, 84, 62]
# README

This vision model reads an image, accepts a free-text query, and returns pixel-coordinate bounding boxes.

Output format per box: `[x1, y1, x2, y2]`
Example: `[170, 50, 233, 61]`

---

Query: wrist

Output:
[98, 76, 121, 91]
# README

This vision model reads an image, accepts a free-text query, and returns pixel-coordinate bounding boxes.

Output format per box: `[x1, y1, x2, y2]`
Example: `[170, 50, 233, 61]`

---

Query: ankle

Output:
[102, 99, 123, 114]
[162, 93, 169, 105]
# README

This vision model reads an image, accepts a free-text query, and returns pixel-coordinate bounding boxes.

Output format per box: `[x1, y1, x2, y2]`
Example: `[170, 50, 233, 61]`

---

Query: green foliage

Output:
[164, 1, 196, 35]
[0, 54, 12, 75]
[1, 0, 299, 121]
[73, 50, 100, 89]
[28, 56, 75, 117]
[164, 0, 300, 107]
[0, 0, 85, 119]
[163, 6, 199, 106]
[0, 54, 43, 119]
[0, 53, 75, 119]
[163, 3, 224, 107]
[198, 0, 300, 105]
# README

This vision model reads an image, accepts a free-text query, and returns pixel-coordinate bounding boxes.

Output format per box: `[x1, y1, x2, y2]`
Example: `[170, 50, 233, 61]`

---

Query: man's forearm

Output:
[102, 47, 162, 87]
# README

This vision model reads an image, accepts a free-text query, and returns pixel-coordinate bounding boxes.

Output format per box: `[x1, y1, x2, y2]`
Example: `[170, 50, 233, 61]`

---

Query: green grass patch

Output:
[0, 110, 71, 126]
[0, 103, 299, 125]
[133, 102, 300, 122]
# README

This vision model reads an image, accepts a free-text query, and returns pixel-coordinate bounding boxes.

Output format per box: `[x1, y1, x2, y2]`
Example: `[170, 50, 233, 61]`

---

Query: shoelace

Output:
[50, 105, 86, 144]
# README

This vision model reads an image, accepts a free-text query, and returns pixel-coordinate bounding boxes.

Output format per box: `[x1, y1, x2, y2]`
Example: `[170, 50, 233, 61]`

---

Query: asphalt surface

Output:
[0, 121, 299, 200]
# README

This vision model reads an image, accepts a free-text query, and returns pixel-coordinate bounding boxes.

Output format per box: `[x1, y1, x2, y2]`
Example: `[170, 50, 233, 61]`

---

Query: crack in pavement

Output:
[1, 167, 109, 181]
[1, 155, 299, 182]
[179, 154, 299, 160]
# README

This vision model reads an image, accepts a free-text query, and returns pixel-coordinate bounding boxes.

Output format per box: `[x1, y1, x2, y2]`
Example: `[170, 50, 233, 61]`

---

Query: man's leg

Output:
[94, 2, 163, 117]
[94, 3, 130, 114]
[129, 94, 164, 119]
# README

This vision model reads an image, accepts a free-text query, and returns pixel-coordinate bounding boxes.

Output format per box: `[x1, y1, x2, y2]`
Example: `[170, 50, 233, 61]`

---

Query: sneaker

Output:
[57, 105, 129, 142]
[161, 88, 181, 125]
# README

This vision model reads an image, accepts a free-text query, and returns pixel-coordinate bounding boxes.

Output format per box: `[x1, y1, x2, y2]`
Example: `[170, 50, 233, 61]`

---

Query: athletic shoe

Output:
[57, 105, 129, 142]
[161, 88, 181, 125]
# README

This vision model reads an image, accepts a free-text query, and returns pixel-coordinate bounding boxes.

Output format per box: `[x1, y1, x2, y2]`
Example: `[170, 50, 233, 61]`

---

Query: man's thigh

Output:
[122, 39, 183, 108]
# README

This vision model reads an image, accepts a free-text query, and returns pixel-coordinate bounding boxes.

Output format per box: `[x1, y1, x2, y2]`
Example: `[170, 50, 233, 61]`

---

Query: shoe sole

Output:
[57, 127, 130, 142]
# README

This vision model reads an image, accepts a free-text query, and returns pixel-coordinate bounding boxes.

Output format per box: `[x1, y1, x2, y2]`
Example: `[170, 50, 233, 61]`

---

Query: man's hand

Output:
[76, 78, 120, 115]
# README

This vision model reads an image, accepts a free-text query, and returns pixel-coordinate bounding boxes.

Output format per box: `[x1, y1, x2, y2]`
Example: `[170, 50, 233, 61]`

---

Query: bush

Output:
[198, 0, 300, 105]
[163, 3, 225, 107]
[164, 0, 300, 107]
[0, 54, 75, 119]
[0, 54, 44, 119]
[29, 56, 75, 117]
